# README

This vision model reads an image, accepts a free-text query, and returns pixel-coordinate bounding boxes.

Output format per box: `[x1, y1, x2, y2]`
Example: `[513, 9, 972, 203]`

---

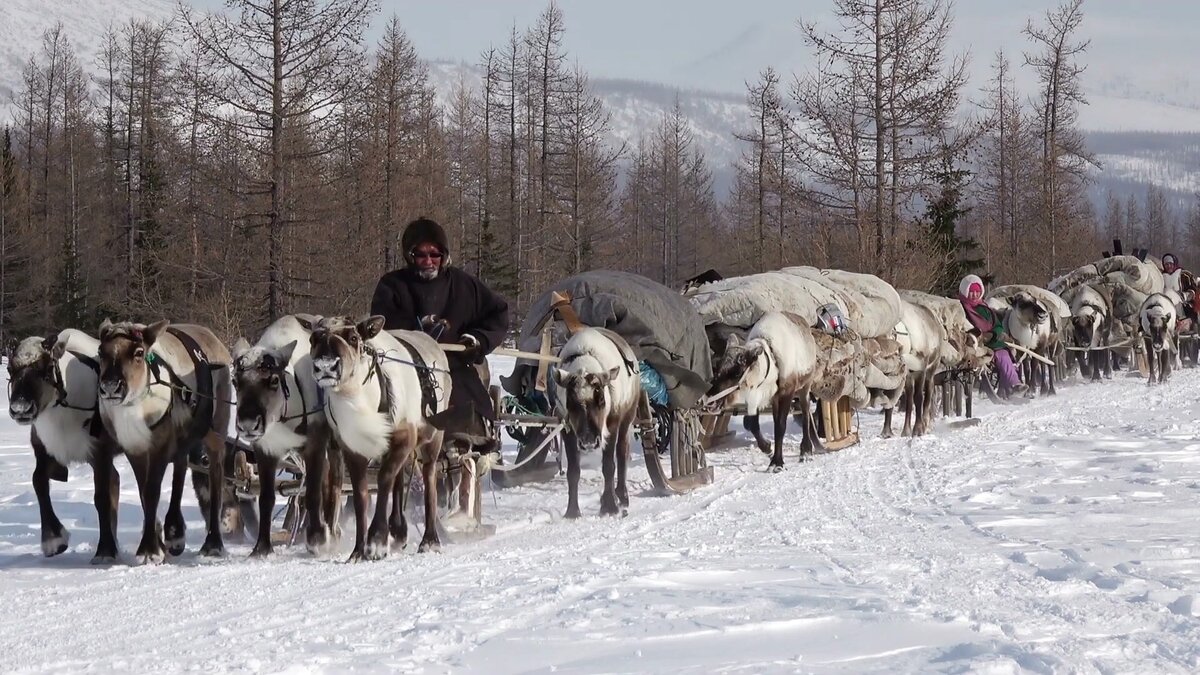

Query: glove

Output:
[457, 333, 484, 363]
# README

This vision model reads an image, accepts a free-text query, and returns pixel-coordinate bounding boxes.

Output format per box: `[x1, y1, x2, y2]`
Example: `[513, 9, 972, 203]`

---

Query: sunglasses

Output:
[412, 250, 443, 261]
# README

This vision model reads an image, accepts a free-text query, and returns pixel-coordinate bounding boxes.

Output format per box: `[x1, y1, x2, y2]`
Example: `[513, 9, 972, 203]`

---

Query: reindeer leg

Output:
[90, 447, 120, 564]
[31, 437, 68, 557]
[417, 441, 443, 553]
[303, 429, 331, 554]
[164, 444, 188, 557]
[323, 440, 344, 543]
[199, 431, 226, 557]
[769, 394, 787, 471]
[743, 414, 771, 454]
[913, 373, 927, 437]
[615, 415, 631, 508]
[343, 451, 370, 563]
[881, 405, 894, 439]
[250, 453, 278, 558]
[563, 431, 582, 520]
[389, 465, 410, 549]
[130, 450, 168, 565]
[599, 429, 620, 516]
[369, 434, 414, 559]
[804, 392, 826, 454]
[902, 381, 914, 437]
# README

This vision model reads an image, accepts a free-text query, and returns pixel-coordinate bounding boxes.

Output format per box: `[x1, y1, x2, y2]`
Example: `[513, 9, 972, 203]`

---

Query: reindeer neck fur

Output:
[250, 318, 322, 457]
[1005, 308, 1044, 348]
[323, 330, 448, 461]
[741, 313, 818, 412]
[28, 330, 102, 466]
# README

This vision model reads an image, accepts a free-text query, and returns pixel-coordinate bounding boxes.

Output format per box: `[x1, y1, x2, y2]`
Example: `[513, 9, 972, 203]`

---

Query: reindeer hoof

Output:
[599, 501, 620, 517]
[91, 553, 118, 565]
[616, 492, 630, 508]
[768, 462, 784, 473]
[564, 507, 581, 520]
[346, 549, 366, 564]
[41, 531, 69, 557]
[756, 442, 771, 455]
[417, 537, 441, 553]
[199, 536, 226, 558]
[365, 539, 389, 561]
[249, 543, 273, 558]
[135, 548, 166, 566]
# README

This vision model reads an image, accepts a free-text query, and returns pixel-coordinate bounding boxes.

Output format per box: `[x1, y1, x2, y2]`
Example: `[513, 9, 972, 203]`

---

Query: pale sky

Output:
[184, 1, 1200, 105]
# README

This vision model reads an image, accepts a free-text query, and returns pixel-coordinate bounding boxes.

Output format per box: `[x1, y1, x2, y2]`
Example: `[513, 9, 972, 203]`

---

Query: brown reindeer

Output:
[96, 319, 233, 564]
[231, 314, 344, 557]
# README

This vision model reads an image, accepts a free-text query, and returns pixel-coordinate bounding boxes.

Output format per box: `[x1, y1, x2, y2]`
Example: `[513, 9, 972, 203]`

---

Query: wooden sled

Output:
[637, 392, 714, 494]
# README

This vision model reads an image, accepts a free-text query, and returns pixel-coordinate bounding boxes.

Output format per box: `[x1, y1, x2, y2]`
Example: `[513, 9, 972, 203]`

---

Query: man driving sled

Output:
[370, 217, 509, 460]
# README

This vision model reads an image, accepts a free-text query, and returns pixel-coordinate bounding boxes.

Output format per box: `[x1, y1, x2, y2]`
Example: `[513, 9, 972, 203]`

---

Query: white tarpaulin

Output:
[1049, 255, 1164, 296]
[686, 271, 849, 330]
[781, 267, 903, 339]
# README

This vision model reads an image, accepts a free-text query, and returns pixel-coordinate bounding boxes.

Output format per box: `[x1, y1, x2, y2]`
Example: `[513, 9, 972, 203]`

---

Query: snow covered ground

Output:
[4, 357, 1200, 673]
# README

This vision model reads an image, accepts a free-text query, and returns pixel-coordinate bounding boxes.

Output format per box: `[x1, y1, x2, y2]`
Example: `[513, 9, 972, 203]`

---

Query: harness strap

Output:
[389, 336, 439, 418]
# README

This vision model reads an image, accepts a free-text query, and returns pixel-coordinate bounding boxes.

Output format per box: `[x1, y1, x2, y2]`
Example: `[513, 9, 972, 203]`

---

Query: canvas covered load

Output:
[686, 271, 850, 331]
[686, 267, 902, 339]
[504, 270, 713, 409]
[1049, 255, 1165, 296]
[780, 267, 903, 339]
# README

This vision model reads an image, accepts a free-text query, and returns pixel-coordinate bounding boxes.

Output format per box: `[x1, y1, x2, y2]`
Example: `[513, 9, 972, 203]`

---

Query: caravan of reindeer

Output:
[3, 248, 1191, 565]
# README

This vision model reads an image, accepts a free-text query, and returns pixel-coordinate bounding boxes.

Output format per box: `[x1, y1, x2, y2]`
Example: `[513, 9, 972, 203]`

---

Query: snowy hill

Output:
[5, 356, 1200, 672]
[0, 0, 178, 106]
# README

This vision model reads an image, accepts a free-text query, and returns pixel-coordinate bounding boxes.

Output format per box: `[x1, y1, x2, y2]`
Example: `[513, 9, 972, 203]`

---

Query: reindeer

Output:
[96, 319, 233, 564]
[231, 315, 344, 557]
[881, 300, 948, 438]
[708, 312, 819, 471]
[303, 315, 451, 561]
[1003, 292, 1057, 396]
[552, 327, 642, 516]
[6, 330, 124, 562]
[1069, 285, 1111, 382]
[1139, 293, 1178, 385]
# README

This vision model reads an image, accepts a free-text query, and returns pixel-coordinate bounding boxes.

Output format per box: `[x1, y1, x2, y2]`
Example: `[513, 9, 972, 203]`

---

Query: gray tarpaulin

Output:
[504, 270, 713, 409]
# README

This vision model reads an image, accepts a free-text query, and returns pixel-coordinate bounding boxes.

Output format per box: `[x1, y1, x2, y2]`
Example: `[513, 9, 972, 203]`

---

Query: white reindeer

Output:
[709, 312, 819, 471]
[303, 315, 451, 561]
[1139, 293, 1178, 385]
[553, 328, 642, 518]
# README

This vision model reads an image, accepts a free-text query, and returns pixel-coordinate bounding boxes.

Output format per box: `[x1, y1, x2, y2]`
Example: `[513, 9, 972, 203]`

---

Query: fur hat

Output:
[402, 217, 451, 264]
[959, 274, 984, 299]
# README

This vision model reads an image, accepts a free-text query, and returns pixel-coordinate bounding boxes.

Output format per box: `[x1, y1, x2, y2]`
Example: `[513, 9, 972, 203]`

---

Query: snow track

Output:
[4, 365, 1200, 672]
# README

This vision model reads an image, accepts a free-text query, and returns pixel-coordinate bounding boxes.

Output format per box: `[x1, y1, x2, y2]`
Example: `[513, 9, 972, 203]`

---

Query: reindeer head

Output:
[1011, 293, 1049, 326]
[302, 315, 383, 390]
[707, 334, 767, 402]
[1141, 298, 1175, 353]
[6, 336, 59, 424]
[1072, 306, 1103, 348]
[97, 319, 169, 405]
[553, 364, 621, 450]
[231, 338, 299, 442]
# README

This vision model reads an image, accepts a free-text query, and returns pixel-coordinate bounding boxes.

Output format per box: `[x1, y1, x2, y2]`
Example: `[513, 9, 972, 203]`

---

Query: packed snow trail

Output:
[3, 362, 1200, 673]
